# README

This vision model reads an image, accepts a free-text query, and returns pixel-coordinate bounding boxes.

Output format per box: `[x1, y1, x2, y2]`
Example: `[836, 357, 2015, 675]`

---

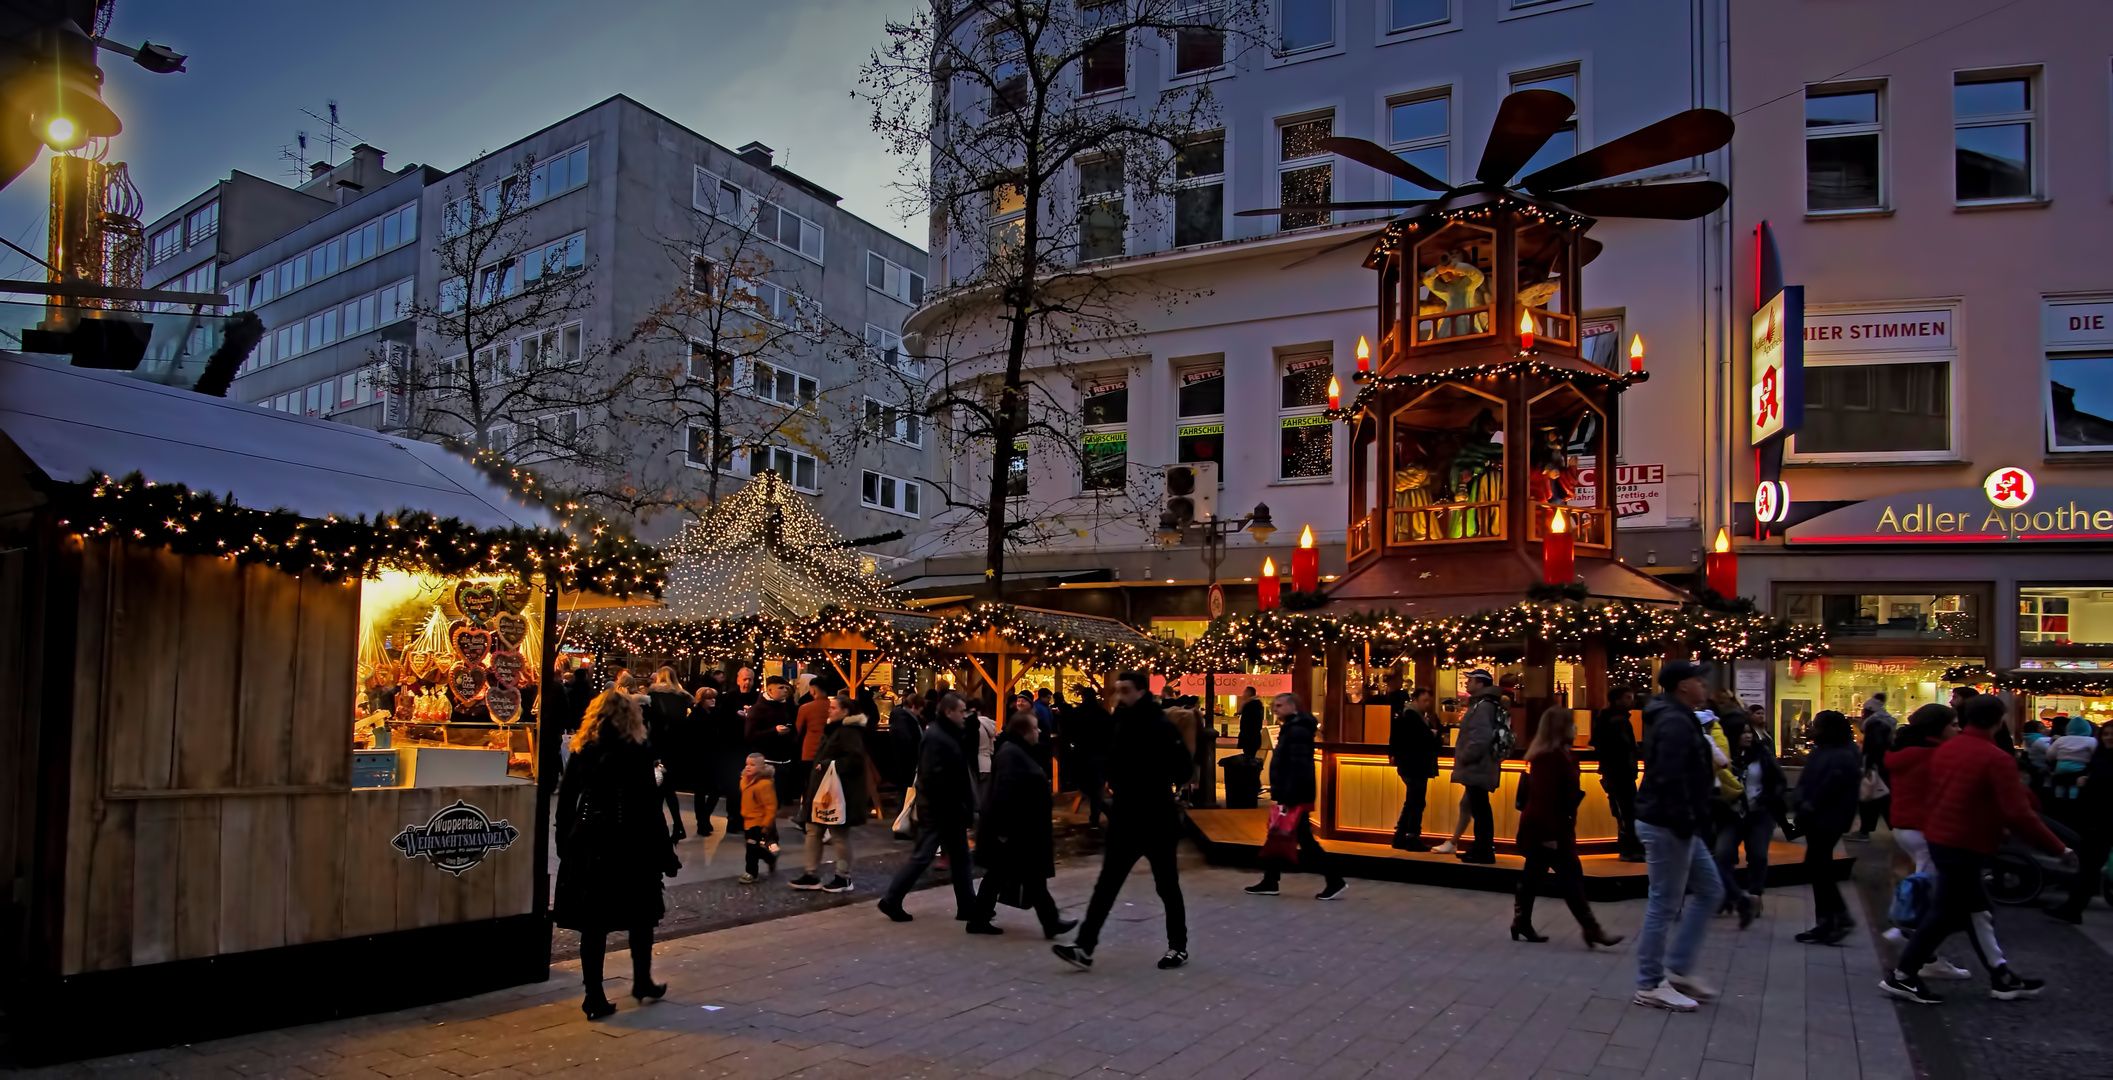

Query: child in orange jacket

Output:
[740, 754, 779, 883]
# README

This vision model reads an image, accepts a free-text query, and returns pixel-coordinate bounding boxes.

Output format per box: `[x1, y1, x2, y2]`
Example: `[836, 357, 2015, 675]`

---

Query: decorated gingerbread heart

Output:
[488, 649, 526, 689]
[484, 682, 522, 724]
[454, 581, 501, 625]
[498, 580, 532, 614]
[490, 611, 530, 650]
[448, 664, 488, 704]
[451, 624, 491, 665]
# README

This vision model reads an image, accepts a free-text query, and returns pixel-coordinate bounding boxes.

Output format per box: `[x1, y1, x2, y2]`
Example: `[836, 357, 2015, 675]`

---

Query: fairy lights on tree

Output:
[657, 471, 900, 619]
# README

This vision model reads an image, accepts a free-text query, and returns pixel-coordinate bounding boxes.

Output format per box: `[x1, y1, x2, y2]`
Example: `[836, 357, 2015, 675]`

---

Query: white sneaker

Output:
[1882, 927, 1906, 946]
[1919, 959, 1973, 981]
[1633, 981, 1699, 1012]
[1666, 971, 1717, 1003]
[1432, 841, 1458, 854]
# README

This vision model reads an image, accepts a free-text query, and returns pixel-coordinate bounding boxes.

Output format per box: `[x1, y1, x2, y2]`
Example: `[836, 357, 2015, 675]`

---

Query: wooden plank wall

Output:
[59, 542, 537, 976]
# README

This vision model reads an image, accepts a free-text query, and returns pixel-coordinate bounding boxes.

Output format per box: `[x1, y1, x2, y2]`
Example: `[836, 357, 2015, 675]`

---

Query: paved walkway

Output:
[17, 842, 1926, 1080]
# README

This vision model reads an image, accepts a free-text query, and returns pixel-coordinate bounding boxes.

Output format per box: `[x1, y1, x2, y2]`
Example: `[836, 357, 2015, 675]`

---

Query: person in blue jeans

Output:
[1632, 659, 1725, 1012]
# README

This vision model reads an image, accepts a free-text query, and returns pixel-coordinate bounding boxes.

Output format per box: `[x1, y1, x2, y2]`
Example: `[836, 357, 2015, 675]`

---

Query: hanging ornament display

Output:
[484, 682, 522, 723]
[488, 649, 526, 689]
[451, 625, 492, 665]
[498, 580, 532, 614]
[448, 664, 488, 704]
[455, 581, 501, 625]
[490, 611, 530, 651]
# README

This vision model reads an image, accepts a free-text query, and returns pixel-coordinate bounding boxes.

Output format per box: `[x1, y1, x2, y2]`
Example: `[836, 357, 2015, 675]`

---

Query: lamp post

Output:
[1158, 501, 1275, 807]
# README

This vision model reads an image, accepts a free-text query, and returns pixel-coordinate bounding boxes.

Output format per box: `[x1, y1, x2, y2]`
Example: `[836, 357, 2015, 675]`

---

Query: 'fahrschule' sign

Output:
[1785, 485, 2113, 544]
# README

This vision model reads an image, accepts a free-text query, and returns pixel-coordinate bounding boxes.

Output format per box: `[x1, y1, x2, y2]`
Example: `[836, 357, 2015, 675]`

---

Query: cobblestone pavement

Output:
[19, 845, 1919, 1080]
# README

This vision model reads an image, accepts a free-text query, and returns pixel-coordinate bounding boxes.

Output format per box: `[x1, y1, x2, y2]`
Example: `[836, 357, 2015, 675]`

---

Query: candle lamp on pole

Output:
[1292, 525, 1319, 593]
[1156, 499, 1276, 805]
[1705, 526, 1738, 597]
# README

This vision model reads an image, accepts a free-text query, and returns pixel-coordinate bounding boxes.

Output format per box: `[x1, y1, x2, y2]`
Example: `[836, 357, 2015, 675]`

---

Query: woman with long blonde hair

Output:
[555, 690, 676, 1020]
[1512, 705, 1622, 949]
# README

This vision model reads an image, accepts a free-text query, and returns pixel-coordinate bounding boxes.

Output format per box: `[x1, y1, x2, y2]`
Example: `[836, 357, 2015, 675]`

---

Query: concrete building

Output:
[140, 168, 338, 305]
[903, 0, 1731, 627]
[1725, 0, 2113, 738]
[223, 146, 440, 430]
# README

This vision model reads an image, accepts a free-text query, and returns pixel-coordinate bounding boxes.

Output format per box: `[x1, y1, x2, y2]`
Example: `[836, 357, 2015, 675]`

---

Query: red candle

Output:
[1326, 375, 1341, 412]
[1518, 308, 1535, 351]
[1629, 334, 1645, 374]
[1257, 557, 1281, 609]
[1705, 527, 1738, 596]
[1292, 526, 1319, 592]
[1542, 508, 1575, 584]
[1355, 335, 1370, 374]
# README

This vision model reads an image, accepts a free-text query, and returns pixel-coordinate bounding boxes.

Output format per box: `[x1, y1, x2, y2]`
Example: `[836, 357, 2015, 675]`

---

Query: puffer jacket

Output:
[1635, 692, 1714, 840]
[1449, 687, 1507, 791]
[1270, 711, 1320, 806]
[1883, 744, 1936, 831]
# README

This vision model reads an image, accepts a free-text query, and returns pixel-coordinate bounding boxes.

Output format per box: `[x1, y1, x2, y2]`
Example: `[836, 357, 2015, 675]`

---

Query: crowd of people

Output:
[547, 652, 2113, 1023]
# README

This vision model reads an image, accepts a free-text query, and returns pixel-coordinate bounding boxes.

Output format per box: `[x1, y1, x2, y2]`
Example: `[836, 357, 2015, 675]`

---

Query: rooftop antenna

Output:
[298, 100, 365, 167]
[278, 131, 309, 183]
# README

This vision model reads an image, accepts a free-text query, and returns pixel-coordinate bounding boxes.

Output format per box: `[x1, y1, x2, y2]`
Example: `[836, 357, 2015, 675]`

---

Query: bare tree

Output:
[390, 156, 642, 503]
[620, 181, 883, 515]
[861, 0, 1266, 592]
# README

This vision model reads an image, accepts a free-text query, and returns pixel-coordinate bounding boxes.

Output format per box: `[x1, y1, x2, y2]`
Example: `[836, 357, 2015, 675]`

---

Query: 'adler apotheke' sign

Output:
[1786, 473, 2113, 544]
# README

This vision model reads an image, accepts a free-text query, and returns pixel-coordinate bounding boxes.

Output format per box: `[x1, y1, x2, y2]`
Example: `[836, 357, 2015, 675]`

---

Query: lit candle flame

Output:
[1355, 335, 1370, 372]
[1713, 526, 1730, 553]
[1518, 308, 1535, 349]
[1299, 525, 1315, 549]
[1262, 556, 1277, 576]
[1549, 508, 1566, 534]
[1629, 334, 1645, 373]
[1326, 375, 1341, 409]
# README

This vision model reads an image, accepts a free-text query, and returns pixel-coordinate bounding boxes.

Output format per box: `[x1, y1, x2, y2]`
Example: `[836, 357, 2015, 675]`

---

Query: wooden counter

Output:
[1318, 744, 1620, 850]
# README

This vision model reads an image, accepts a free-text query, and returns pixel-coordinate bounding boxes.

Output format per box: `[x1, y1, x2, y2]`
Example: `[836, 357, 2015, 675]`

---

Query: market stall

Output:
[0, 353, 662, 1060]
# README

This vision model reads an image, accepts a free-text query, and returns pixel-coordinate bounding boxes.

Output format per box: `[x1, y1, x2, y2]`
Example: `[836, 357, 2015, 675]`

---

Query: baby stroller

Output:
[1982, 813, 2107, 906]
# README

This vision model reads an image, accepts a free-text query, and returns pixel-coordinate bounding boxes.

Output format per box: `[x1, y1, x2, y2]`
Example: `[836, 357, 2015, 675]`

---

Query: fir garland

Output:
[1941, 664, 2113, 697]
[1326, 358, 1650, 422]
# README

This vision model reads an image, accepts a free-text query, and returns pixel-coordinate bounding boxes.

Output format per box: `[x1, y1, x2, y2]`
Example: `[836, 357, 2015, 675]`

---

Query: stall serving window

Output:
[1527, 382, 1605, 545]
[354, 573, 545, 788]
[1389, 382, 1505, 543]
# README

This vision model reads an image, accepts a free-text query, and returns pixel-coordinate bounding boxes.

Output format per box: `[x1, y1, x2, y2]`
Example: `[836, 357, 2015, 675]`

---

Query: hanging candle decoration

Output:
[1258, 557, 1282, 610]
[1355, 335, 1371, 374]
[1542, 508, 1575, 585]
[1629, 333, 1646, 374]
[1326, 375, 1342, 412]
[1705, 527, 1739, 597]
[1518, 308, 1535, 351]
[1292, 526, 1319, 593]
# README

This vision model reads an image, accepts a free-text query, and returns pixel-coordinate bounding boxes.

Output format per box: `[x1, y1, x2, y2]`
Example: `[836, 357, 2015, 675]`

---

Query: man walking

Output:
[1882, 694, 2072, 1005]
[877, 691, 979, 922]
[1592, 685, 1644, 861]
[1055, 670, 1193, 972]
[1389, 686, 1439, 850]
[1633, 660, 1726, 1012]
[1436, 669, 1505, 864]
[744, 676, 797, 808]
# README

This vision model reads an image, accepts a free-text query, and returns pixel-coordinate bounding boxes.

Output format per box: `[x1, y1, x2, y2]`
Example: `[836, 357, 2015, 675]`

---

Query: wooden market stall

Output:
[0, 353, 660, 1061]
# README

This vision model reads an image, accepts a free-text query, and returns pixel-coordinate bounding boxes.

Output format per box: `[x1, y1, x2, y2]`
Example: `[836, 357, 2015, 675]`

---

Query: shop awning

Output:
[0, 351, 556, 531]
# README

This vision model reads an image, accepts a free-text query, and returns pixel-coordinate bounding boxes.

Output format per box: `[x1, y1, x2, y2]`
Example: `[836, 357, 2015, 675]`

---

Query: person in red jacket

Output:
[1882, 694, 2076, 1005]
[1879, 704, 1973, 981]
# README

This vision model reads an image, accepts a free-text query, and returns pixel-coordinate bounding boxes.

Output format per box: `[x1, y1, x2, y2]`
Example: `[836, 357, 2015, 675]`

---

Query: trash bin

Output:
[1220, 752, 1262, 809]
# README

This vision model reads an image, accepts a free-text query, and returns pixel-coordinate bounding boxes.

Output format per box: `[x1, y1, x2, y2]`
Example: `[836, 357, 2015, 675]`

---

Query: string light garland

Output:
[1328, 359, 1649, 422]
[52, 471, 666, 597]
[658, 472, 899, 619]
[1940, 664, 2113, 697]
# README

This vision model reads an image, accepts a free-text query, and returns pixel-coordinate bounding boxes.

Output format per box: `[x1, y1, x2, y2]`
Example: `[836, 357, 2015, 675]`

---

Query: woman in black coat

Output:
[555, 690, 680, 1020]
[646, 668, 697, 840]
[1249, 694, 1346, 899]
[1792, 710, 1862, 945]
[968, 713, 1075, 937]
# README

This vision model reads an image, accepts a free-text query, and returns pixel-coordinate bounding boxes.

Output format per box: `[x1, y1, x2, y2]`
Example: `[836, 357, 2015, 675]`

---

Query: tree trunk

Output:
[981, 298, 1030, 599]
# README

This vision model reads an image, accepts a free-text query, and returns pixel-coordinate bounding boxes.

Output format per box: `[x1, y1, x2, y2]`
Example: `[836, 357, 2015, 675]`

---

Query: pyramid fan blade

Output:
[1519, 109, 1735, 193]
[1281, 228, 1388, 270]
[1476, 90, 1577, 185]
[1320, 137, 1449, 192]
[1548, 181, 1729, 220]
[1235, 200, 1429, 217]
[1579, 237, 1604, 266]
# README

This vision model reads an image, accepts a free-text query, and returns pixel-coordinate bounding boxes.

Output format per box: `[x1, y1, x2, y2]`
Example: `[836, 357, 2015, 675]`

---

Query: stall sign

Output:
[392, 799, 521, 876]
[1786, 484, 2113, 543]
[1751, 285, 1804, 445]
[1573, 462, 1666, 528]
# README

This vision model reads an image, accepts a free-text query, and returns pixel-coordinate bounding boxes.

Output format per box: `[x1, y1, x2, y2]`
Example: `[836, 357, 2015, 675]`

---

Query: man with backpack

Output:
[1054, 670, 1194, 972]
[1437, 670, 1509, 864]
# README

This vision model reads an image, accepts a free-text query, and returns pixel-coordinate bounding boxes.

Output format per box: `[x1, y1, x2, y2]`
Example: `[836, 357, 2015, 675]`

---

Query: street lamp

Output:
[1158, 500, 1274, 808]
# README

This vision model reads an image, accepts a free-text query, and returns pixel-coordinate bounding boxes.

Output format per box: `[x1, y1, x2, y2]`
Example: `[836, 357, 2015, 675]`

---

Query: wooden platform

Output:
[1187, 808, 1855, 901]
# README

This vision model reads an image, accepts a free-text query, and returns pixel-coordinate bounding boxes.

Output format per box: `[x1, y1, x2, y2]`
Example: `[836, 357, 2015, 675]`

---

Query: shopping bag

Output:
[1859, 766, 1890, 802]
[1260, 804, 1304, 862]
[892, 785, 918, 838]
[811, 762, 847, 825]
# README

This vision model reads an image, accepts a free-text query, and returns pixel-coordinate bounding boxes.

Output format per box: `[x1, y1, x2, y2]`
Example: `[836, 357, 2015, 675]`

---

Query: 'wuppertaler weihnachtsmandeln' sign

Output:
[1786, 484, 2113, 544]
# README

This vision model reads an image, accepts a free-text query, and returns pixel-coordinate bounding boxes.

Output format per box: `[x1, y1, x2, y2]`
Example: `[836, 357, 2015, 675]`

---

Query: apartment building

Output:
[140, 168, 340, 304]
[1725, 0, 2113, 736]
[903, 0, 1731, 621]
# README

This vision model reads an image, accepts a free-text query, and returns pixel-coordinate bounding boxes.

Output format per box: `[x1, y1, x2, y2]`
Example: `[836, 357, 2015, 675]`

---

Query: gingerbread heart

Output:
[454, 581, 500, 625]
[498, 581, 532, 614]
[488, 649, 526, 689]
[451, 625, 491, 664]
[484, 682, 522, 724]
[448, 664, 488, 704]
[490, 611, 530, 650]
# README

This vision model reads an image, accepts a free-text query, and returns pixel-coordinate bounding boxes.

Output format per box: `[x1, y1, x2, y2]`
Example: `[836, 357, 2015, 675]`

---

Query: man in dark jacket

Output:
[1068, 688, 1114, 828]
[1592, 685, 1643, 861]
[1055, 671, 1192, 972]
[885, 693, 925, 791]
[878, 691, 979, 922]
[745, 676, 798, 807]
[1389, 687, 1439, 850]
[1236, 687, 1266, 756]
[1247, 695, 1348, 898]
[1632, 659, 1726, 1013]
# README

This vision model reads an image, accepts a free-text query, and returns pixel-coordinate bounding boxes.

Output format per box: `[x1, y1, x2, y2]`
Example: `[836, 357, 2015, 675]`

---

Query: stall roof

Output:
[0, 351, 557, 530]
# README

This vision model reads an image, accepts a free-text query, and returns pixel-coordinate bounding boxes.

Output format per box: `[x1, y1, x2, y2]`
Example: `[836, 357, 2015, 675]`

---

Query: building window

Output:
[1387, 91, 1449, 200]
[1077, 154, 1125, 261]
[2016, 588, 2113, 669]
[1278, 114, 1334, 230]
[516, 323, 582, 373]
[989, 179, 1026, 260]
[1781, 591, 1981, 645]
[749, 446, 819, 492]
[990, 24, 1029, 112]
[1806, 84, 1883, 211]
[1279, 354, 1334, 479]
[748, 359, 818, 408]
[866, 397, 923, 447]
[185, 201, 219, 246]
[1955, 71, 2036, 203]
[1388, 0, 1448, 32]
[528, 144, 590, 203]
[1279, 0, 1333, 53]
[1794, 361, 1950, 456]
[526, 232, 586, 282]
[2047, 355, 2113, 452]
[731, 276, 811, 325]
[862, 470, 922, 517]
[692, 255, 715, 297]
[1174, 132, 1225, 247]
[1006, 439, 1029, 498]
[756, 199, 825, 262]
[149, 225, 181, 266]
[865, 323, 922, 377]
[1173, 13, 1224, 75]
[1509, 67, 1578, 180]
[866, 252, 925, 305]
[694, 168, 745, 218]
[1177, 365, 1225, 468]
[1081, 7, 1126, 95]
[1081, 379, 1128, 491]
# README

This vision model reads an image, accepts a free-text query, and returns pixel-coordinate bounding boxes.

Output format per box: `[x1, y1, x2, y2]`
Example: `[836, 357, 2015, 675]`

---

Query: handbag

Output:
[892, 785, 919, 838]
[1859, 766, 1890, 802]
[1260, 804, 1304, 862]
[812, 761, 847, 825]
